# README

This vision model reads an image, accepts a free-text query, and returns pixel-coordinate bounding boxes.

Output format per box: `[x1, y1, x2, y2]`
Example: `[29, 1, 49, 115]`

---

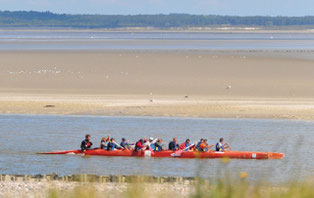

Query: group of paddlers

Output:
[81, 134, 232, 153]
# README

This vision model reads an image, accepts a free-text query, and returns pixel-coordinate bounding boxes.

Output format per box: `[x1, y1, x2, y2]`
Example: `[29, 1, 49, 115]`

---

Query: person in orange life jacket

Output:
[135, 139, 145, 151]
[168, 137, 179, 151]
[81, 134, 93, 152]
[195, 138, 204, 151]
[179, 139, 191, 150]
[215, 137, 232, 152]
[199, 139, 214, 152]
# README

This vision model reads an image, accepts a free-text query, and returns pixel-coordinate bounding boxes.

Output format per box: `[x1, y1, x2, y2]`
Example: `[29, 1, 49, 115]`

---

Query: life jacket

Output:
[200, 143, 206, 152]
[107, 142, 116, 151]
[154, 143, 162, 151]
[215, 142, 224, 151]
[179, 142, 185, 150]
[195, 142, 202, 151]
[100, 140, 108, 149]
[150, 143, 156, 150]
[120, 141, 127, 148]
[168, 141, 179, 151]
[135, 141, 143, 151]
[179, 142, 190, 150]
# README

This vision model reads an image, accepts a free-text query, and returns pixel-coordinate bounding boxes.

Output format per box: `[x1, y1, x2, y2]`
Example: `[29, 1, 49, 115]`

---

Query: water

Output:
[1, 31, 314, 50]
[0, 114, 313, 182]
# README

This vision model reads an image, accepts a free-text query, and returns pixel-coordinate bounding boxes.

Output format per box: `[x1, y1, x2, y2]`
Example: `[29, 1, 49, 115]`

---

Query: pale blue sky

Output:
[0, 0, 313, 16]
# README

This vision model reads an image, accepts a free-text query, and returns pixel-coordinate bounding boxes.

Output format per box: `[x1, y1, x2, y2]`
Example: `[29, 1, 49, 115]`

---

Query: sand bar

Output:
[1, 50, 314, 120]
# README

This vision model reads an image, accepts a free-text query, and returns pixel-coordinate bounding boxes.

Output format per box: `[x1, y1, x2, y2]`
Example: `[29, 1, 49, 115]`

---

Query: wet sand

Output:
[1, 50, 314, 120]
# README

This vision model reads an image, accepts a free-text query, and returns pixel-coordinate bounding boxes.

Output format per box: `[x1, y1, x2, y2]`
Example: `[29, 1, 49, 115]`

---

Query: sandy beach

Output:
[0, 181, 190, 198]
[0, 174, 194, 198]
[1, 50, 314, 120]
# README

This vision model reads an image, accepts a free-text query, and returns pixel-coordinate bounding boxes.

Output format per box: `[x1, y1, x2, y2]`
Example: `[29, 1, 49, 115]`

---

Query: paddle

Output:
[113, 142, 124, 150]
[171, 143, 195, 157]
[113, 142, 136, 150]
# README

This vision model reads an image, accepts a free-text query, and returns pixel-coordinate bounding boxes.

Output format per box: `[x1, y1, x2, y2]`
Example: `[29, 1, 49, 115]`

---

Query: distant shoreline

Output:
[1, 11, 314, 30]
[1, 26, 314, 32]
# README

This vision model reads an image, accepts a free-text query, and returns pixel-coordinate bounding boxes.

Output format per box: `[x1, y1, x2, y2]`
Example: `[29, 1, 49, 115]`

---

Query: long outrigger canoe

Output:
[38, 149, 284, 159]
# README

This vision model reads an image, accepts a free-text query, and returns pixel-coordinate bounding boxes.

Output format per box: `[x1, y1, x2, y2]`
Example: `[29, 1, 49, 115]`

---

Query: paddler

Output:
[143, 137, 157, 150]
[154, 138, 164, 151]
[142, 138, 149, 148]
[81, 134, 93, 152]
[107, 138, 122, 151]
[200, 139, 214, 152]
[215, 137, 232, 152]
[135, 139, 145, 151]
[120, 138, 129, 149]
[100, 135, 110, 150]
[148, 137, 157, 150]
[179, 139, 191, 150]
[100, 137, 108, 150]
[195, 138, 204, 151]
[168, 137, 179, 151]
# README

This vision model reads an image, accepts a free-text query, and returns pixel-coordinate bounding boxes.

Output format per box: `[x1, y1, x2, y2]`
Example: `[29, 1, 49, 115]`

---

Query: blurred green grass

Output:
[47, 176, 314, 198]
[47, 155, 313, 198]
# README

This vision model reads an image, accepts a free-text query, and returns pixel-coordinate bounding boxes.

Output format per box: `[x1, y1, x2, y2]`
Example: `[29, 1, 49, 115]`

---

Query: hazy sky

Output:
[0, 0, 313, 16]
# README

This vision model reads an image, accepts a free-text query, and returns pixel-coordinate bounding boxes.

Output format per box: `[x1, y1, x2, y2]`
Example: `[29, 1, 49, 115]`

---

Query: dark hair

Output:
[204, 139, 208, 142]
[111, 138, 115, 141]
[186, 139, 190, 142]
[219, 137, 224, 142]
[122, 138, 126, 141]
[139, 139, 143, 142]
[200, 138, 204, 141]
[85, 134, 91, 138]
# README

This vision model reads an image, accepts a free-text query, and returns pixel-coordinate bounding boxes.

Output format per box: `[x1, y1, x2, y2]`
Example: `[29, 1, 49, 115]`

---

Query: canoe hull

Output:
[38, 149, 284, 159]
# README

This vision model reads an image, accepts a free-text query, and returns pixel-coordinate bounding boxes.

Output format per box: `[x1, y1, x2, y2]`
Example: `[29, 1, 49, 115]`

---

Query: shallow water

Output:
[1, 31, 314, 50]
[0, 114, 313, 182]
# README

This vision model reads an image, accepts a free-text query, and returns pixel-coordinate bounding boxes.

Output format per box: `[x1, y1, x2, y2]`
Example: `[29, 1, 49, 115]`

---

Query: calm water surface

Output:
[0, 114, 313, 182]
[1, 31, 314, 50]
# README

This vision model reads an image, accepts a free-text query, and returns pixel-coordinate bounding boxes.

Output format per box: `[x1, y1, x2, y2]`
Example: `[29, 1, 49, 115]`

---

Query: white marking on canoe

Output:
[66, 152, 76, 155]
[144, 150, 151, 157]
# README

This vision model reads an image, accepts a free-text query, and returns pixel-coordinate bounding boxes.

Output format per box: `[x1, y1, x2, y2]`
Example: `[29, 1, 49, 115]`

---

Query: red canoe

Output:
[38, 149, 284, 159]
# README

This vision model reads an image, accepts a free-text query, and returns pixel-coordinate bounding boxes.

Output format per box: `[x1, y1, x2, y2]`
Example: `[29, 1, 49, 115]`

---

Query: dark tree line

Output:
[1, 11, 314, 28]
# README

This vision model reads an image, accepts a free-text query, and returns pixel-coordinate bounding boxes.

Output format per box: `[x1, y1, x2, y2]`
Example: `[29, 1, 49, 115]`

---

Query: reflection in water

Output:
[0, 114, 313, 183]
